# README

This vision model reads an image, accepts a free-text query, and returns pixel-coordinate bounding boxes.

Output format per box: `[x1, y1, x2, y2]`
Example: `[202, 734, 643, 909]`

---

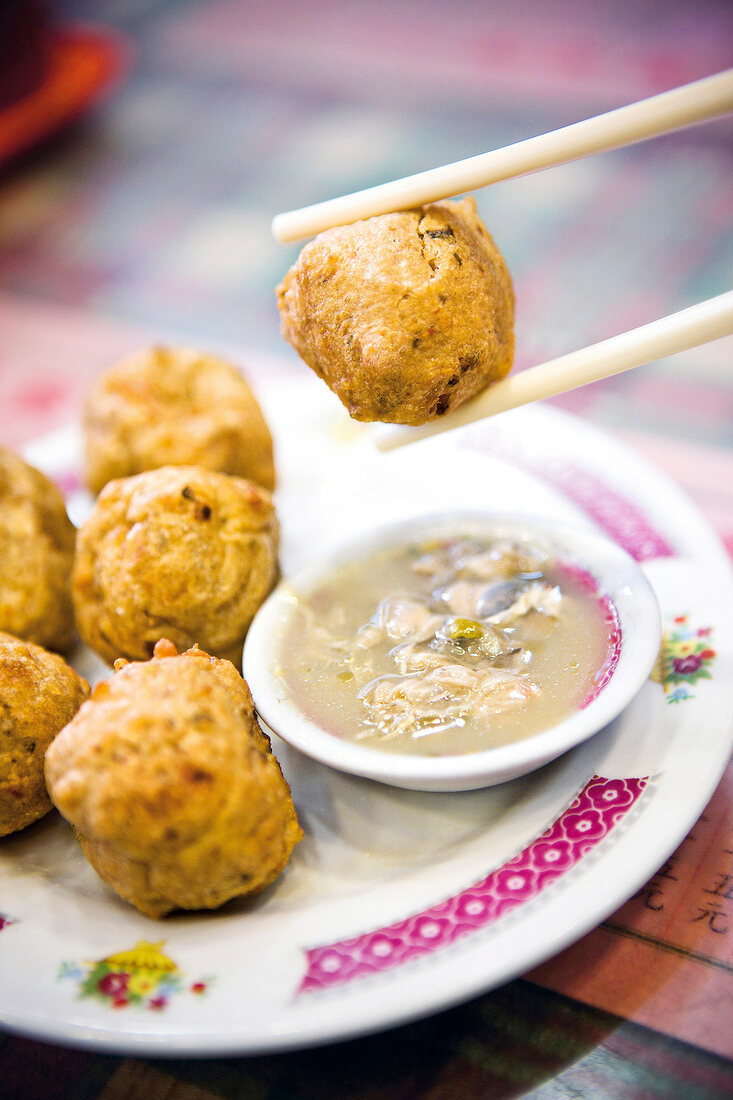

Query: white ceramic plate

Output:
[1, 377, 732, 1056]
[244, 511, 661, 791]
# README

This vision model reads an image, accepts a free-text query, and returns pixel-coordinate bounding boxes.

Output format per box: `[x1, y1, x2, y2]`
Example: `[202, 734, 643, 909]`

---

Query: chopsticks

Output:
[272, 70, 733, 243]
[273, 72, 733, 448]
[375, 291, 733, 451]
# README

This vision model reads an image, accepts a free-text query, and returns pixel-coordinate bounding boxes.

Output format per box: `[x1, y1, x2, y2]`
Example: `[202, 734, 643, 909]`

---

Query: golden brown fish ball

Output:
[72, 465, 279, 665]
[45, 641, 302, 918]
[277, 197, 514, 425]
[0, 631, 89, 837]
[0, 447, 76, 652]
[83, 346, 276, 494]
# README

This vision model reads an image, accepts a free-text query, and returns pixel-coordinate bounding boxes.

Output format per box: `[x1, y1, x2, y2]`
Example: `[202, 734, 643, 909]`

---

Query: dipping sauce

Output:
[281, 535, 618, 757]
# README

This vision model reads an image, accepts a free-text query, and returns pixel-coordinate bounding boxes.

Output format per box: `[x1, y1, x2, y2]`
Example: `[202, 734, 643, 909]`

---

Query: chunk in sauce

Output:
[281, 536, 616, 757]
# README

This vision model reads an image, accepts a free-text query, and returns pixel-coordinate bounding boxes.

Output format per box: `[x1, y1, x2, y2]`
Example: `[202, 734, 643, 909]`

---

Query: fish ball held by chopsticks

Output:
[276, 198, 514, 425]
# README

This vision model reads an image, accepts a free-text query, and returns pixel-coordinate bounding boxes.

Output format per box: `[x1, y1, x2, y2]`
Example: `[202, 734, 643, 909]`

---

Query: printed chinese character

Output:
[691, 903, 728, 934]
[705, 872, 733, 900]
[656, 859, 677, 882]
[641, 887, 665, 912]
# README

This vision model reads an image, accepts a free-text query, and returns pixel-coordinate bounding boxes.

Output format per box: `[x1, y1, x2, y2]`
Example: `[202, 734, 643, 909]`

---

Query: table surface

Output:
[1, 1, 732, 1096]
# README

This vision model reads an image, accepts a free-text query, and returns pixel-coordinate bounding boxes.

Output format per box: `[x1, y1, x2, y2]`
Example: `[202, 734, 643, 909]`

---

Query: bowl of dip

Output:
[243, 512, 661, 791]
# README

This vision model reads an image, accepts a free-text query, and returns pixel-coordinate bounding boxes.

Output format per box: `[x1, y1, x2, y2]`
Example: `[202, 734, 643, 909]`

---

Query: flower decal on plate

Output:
[492, 867, 536, 901]
[652, 615, 716, 702]
[529, 838, 575, 873]
[58, 940, 211, 1011]
[586, 777, 637, 810]
[561, 808, 607, 843]
[0, 914, 17, 931]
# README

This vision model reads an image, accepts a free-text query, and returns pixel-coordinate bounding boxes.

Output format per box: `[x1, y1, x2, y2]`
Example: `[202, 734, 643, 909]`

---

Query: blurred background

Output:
[1, 1, 731, 444]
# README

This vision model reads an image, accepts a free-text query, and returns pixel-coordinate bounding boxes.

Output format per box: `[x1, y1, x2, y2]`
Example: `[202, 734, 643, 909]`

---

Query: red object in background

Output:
[0, 2, 130, 166]
[0, 0, 51, 110]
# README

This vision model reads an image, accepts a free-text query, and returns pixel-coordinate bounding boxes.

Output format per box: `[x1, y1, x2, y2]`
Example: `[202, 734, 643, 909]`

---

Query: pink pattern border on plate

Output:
[299, 774, 648, 993]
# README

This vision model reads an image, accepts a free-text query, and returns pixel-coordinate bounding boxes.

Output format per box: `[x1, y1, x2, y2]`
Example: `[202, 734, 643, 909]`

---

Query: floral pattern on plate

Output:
[58, 940, 210, 1011]
[653, 615, 717, 703]
[300, 774, 648, 992]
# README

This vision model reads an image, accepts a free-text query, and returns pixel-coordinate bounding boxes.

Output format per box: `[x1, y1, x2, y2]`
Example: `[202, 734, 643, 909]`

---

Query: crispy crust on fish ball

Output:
[277, 197, 514, 425]
[83, 346, 276, 494]
[72, 466, 279, 665]
[44, 642, 302, 918]
[0, 447, 76, 652]
[0, 632, 89, 837]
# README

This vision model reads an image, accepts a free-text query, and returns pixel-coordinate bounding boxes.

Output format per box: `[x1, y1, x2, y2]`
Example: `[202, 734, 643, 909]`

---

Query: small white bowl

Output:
[243, 513, 661, 791]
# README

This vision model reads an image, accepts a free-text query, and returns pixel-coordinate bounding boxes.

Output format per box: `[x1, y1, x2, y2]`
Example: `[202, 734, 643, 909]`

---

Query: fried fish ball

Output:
[0, 447, 76, 652]
[45, 641, 302, 918]
[73, 466, 279, 665]
[0, 632, 89, 837]
[83, 346, 275, 494]
[276, 197, 515, 425]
